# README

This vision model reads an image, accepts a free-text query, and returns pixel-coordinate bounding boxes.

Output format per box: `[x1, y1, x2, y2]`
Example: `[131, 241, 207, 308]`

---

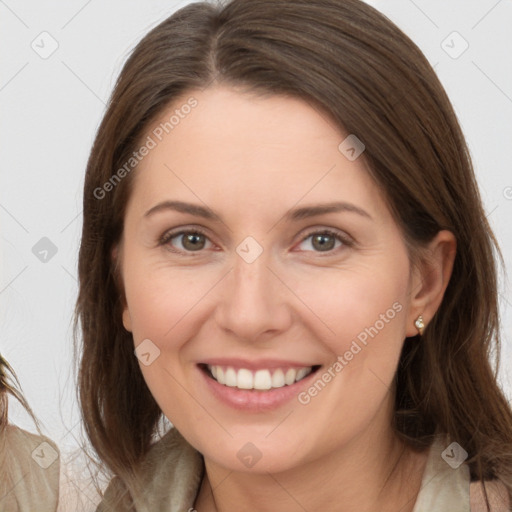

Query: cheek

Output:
[123, 259, 213, 344]
[122, 262, 211, 426]
[292, 254, 411, 431]
[288, 256, 411, 431]
[288, 259, 410, 358]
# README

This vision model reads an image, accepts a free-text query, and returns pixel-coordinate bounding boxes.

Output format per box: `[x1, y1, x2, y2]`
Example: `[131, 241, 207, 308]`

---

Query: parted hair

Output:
[75, 0, 512, 509]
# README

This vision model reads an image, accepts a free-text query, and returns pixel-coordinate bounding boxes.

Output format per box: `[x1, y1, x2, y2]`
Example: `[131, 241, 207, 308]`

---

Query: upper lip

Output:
[199, 358, 320, 371]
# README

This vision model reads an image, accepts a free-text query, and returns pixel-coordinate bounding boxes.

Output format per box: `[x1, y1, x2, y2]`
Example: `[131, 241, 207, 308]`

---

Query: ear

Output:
[406, 230, 456, 337]
[111, 244, 133, 333]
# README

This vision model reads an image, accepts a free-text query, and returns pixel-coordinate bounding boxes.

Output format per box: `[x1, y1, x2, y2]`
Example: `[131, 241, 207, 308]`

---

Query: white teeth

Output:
[225, 367, 237, 387]
[207, 365, 314, 390]
[271, 369, 285, 388]
[295, 367, 311, 382]
[285, 368, 296, 386]
[253, 370, 272, 390]
[237, 369, 253, 389]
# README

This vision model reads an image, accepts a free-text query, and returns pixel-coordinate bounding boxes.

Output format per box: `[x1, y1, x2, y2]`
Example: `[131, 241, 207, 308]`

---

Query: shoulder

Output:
[1, 425, 60, 511]
[98, 427, 204, 511]
[3, 424, 60, 474]
[470, 480, 511, 512]
[4, 423, 59, 454]
[3, 424, 60, 472]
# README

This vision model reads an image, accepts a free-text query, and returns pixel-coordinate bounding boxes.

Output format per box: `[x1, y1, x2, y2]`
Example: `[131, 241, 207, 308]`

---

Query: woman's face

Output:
[118, 85, 421, 473]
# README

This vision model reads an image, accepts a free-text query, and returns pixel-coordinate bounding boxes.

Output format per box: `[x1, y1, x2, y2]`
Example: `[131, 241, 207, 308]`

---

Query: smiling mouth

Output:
[199, 364, 321, 391]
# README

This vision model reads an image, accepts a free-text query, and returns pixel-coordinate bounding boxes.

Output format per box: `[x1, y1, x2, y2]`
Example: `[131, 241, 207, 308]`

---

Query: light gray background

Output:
[1, 0, 511, 459]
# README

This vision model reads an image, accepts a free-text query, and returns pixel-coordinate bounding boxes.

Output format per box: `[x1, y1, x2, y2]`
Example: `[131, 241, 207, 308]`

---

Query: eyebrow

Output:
[143, 200, 372, 222]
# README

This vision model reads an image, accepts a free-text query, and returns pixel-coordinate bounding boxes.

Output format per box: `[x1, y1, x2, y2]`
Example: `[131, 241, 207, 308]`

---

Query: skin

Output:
[117, 85, 456, 511]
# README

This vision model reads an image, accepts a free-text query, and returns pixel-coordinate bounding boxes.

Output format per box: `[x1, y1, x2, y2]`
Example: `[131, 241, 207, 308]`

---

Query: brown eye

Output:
[311, 233, 336, 251]
[296, 229, 350, 253]
[180, 232, 206, 251]
[160, 229, 213, 253]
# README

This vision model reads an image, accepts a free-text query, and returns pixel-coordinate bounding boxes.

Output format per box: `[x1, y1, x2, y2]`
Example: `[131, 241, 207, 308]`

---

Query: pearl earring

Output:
[415, 315, 425, 336]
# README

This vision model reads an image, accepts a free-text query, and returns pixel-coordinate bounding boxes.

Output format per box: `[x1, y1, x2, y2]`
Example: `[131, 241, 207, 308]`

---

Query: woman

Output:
[0, 354, 60, 511]
[75, 0, 512, 510]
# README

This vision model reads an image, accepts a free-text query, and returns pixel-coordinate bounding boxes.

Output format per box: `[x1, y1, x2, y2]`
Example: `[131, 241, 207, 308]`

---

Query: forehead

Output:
[127, 85, 389, 223]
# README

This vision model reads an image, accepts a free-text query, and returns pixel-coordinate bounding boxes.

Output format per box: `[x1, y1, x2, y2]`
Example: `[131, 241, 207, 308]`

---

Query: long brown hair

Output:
[75, 0, 512, 507]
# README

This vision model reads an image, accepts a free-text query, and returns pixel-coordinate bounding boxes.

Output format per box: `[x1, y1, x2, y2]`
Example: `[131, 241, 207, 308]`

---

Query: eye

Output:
[296, 229, 351, 253]
[159, 227, 352, 255]
[160, 228, 214, 253]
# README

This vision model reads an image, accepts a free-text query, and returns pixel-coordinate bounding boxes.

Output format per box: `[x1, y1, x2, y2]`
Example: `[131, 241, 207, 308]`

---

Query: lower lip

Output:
[198, 365, 320, 412]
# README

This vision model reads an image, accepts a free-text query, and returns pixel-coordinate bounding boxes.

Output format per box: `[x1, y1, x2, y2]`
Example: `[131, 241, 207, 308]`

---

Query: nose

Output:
[214, 250, 293, 343]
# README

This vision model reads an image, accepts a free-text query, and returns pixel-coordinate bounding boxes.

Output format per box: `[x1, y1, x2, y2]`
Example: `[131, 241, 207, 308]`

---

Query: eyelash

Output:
[158, 226, 353, 256]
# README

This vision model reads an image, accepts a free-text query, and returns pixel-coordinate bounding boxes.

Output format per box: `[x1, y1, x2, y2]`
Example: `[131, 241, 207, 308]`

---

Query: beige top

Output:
[97, 428, 510, 511]
[0, 425, 60, 512]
